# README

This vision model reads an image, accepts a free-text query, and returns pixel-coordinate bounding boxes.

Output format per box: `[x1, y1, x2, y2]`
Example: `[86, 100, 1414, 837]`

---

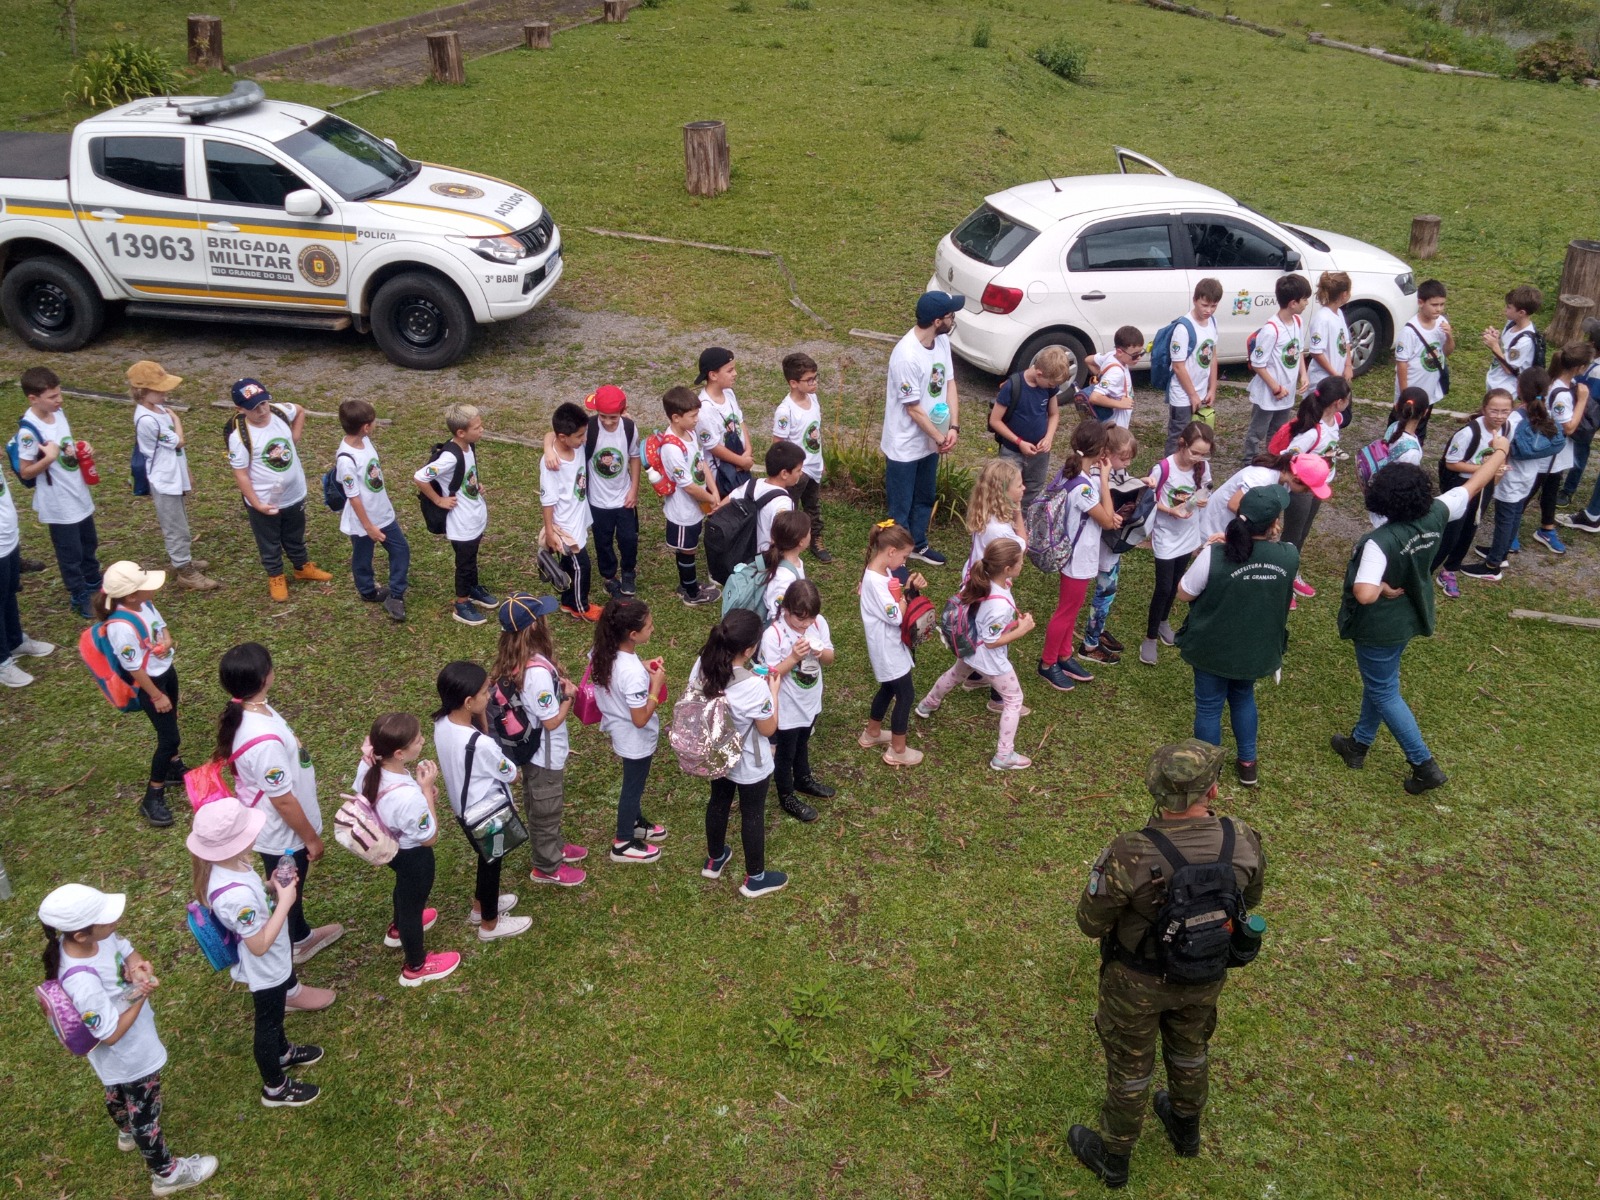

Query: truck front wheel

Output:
[369, 271, 475, 370]
[1, 256, 106, 352]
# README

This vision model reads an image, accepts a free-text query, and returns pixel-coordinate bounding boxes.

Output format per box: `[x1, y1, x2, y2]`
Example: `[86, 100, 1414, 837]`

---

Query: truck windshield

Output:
[275, 116, 417, 201]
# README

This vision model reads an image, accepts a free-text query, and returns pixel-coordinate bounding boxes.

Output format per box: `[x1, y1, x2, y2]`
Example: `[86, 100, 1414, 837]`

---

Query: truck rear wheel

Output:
[1, 256, 106, 352]
[369, 271, 474, 370]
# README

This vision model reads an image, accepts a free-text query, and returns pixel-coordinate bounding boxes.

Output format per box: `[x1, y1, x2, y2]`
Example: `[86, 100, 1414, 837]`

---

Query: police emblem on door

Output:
[298, 245, 340, 287]
[430, 182, 485, 200]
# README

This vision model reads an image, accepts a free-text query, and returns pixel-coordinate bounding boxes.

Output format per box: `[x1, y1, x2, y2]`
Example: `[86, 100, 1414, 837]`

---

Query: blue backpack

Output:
[321, 450, 356, 513]
[1510, 415, 1565, 462]
[5, 418, 46, 491]
[1147, 316, 1196, 392]
[186, 882, 245, 972]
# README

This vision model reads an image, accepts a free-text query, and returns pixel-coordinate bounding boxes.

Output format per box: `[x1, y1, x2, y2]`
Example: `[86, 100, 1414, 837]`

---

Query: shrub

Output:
[1032, 35, 1089, 82]
[66, 41, 180, 109]
[971, 20, 991, 48]
[787, 0, 813, 9]
[1513, 38, 1593, 82]
[729, 0, 754, 11]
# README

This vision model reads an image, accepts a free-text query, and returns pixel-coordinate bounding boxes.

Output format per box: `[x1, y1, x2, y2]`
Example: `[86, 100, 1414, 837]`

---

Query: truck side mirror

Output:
[285, 189, 325, 218]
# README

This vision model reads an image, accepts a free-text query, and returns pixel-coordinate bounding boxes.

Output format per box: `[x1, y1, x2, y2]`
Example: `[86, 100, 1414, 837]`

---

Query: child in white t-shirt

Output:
[963, 458, 1027, 582]
[335, 399, 406, 622]
[915, 537, 1037, 771]
[95, 561, 182, 829]
[1531, 342, 1591, 553]
[413, 403, 498, 626]
[1306, 271, 1354, 392]
[1280, 378, 1350, 593]
[774, 352, 831, 561]
[760, 577, 835, 823]
[695, 347, 753, 496]
[1244, 276, 1311, 461]
[658, 386, 723, 606]
[1081, 426, 1140, 665]
[1481, 284, 1542, 396]
[541, 402, 600, 621]
[127, 360, 217, 591]
[1394, 279, 1454, 405]
[38, 883, 218, 1193]
[762, 509, 812, 623]
[691, 609, 788, 898]
[1164, 281, 1222, 453]
[187, 797, 330, 1108]
[858, 522, 925, 767]
[1037, 421, 1119, 691]
[590, 598, 669, 861]
[16, 366, 100, 617]
[1142, 422, 1214, 665]
[1082, 325, 1144, 429]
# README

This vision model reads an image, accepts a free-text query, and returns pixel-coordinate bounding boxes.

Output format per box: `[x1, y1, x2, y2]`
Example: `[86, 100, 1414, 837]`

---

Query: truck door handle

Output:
[206, 221, 240, 232]
[90, 209, 124, 222]
[1080, 291, 1106, 301]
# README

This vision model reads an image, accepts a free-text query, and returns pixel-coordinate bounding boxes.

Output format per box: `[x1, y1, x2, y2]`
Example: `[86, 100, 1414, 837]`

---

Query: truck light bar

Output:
[176, 80, 265, 123]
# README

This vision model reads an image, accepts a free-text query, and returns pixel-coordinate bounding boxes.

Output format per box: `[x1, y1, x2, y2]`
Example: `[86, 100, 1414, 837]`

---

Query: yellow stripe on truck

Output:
[82, 213, 205, 230]
[369, 199, 513, 233]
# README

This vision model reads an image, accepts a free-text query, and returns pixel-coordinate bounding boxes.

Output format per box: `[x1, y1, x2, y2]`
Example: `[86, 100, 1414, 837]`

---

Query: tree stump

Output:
[427, 31, 465, 84]
[1554, 238, 1600, 307]
[1546, 294, 1596, 348]
[187, 15, 224, 70]
[603, 0, 628, 21]
[1408, 214, 1441, 260]
[683, 120, 729, 197]
[524, 21, 552, 48]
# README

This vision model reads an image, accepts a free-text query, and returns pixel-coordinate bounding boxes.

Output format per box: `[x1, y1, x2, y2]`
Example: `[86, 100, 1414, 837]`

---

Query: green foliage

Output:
[971, 19, 991, 48]
[1514, 37, 1594, 80]
[885, 124, 926, 145]
[640, 0, 664, 8]
[790, 980, 846, 1020]
[982, 1140, 1046, 1200]
[729, 0, 754, 10]
[787, 0, 813, 9]
[1032, 34, 1090, 81]
[883, 1060, 920, 1101]
[64, 40, 179, 108]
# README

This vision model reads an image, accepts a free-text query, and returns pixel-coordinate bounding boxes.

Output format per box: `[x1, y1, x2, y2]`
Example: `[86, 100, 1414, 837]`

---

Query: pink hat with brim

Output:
[1290, 452, 1333, 500]
[186, 795, 267, 861]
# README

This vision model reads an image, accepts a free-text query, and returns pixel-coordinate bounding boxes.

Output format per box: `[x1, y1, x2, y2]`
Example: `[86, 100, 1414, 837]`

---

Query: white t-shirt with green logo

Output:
[761, 612, 831, 730]
[1166, 315, 1218, 408]
[59, 932, 168, 1086]
[227, 404, 306, 508]
[103, 601, 172, 679]
[0, 472, 19, 557]
[883, 330, 953, 462]
[233, 705, 320, 855]
[335, 435, 395, 536]
[586, 418, 638, 511]
[695, 389, 745, 459]
[1394, 319, 1449, 404]
[1247, 316, 1303, 413]
[133, 404, 191, 496]
[773, 394, 824, 482]
[1306, 307, 1350, 389]
[413, 443, 487, 542]
[16, 407, 95, 524]
[539, 448, 591, 544]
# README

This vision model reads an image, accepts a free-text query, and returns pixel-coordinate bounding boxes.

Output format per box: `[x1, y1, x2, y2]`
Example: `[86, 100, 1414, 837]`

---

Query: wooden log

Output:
[1510, 608, 1600, 630]
[602, 0, 627, 22]
[187, 14, 224, 70]
[524, 21, 552, 48]
[426, 31, 466, 84]
[1554, 238, 1600, 308]
[1546, 293, 1596, 348]
[1307, 32, 1500, 78]
[1409, 214, 1441, 260]
[683, 120, 729, 198]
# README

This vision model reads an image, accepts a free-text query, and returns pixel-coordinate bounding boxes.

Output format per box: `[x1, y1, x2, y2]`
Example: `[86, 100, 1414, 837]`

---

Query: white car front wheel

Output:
[1344, 303, 1387, 378]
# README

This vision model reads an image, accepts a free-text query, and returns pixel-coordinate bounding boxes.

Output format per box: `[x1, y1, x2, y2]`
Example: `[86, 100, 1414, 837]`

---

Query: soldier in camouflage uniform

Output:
[1067, 739, 1266, 1188]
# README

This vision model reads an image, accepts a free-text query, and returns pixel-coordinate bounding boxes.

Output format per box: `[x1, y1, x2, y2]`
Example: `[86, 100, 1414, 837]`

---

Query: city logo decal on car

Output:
[297, 245, 341, 288]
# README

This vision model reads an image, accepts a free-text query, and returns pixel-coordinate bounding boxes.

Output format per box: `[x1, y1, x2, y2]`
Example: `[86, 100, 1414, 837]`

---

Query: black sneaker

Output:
[609, 838, 661, 864]
[1472, 544, 1493, 561]
[1403, 757, 1448, 795]
[467, 585, 499, 609]
[795, 775, 836, 799]
[1067, 1125, 1130, 1189]
[619, 571, 638, 596]
[739, 869, 789, 898]
[1081, 642, 1121, 665]
[260, 1078, 321, 1108]
[359, 587, 390, 603]
[778, 792, 819, 822]
[1236, 759, 1258, 787]
[1558, 510, 1600, 533]
[602, 576, 623, 598]
[1458, 562, 1503, 582]
[1330, 733, 1370, 770]
[279, 1043, 324, 1069]
[140, 788, 174, 829]
[18, 556, 45, 573]
[1557, 491, 1575, 508]
[1099, 630, 1125, 654]
[701, 845, 733, 879]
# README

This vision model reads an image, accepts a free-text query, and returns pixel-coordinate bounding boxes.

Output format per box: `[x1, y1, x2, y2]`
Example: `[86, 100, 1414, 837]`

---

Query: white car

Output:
[930, 148, 1417, 385]
[0, 81, 562, 369]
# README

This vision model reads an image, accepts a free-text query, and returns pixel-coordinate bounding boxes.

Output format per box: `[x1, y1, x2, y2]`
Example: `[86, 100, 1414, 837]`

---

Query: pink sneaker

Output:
[1290, 596, 1299, 611]
[561, 844, 589, 863]
[1292, 577, 1316, 598]
[530, 863, 586, 887]
[399, 951, 461, 987]
[384, 907, 438, 948]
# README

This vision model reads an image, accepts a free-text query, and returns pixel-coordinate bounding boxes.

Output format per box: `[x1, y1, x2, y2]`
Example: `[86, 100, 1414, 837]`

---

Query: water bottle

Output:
[75, 441, 100, 485]
[273, 856, 298, 891]
[0, 845, 13, 902]
[1228, 913, 1266, 968]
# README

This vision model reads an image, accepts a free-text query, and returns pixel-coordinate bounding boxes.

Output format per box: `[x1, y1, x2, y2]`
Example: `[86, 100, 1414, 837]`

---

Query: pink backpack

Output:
[573, 661, 603, 727]
[184, 734, 284, 811]
[36, 966, 100, 1056]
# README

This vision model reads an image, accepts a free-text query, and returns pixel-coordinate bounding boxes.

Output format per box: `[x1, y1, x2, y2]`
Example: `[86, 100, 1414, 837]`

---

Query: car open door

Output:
[1113, 147, 1175, 177]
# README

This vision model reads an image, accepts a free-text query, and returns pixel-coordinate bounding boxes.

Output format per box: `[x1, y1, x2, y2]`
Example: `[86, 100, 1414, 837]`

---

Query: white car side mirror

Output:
[285, 189, 324, 218]
[383, 138, 398, 150]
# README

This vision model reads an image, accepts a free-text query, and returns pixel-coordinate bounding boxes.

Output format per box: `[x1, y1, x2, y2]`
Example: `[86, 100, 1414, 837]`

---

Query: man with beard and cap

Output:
[883, 291, 963, 566]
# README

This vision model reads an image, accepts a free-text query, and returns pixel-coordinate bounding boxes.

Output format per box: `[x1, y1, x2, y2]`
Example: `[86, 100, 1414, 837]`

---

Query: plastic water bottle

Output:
[0, 846, 13, 902]
[272, 857, 298, 891]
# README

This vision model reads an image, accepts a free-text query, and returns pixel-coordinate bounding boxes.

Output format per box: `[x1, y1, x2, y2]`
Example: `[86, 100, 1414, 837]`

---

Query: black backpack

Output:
[222, 405, 293, 456]
[703, 478, 786, 584]
[1136, 819, 1245, 986]
[417, 441, 466, 536]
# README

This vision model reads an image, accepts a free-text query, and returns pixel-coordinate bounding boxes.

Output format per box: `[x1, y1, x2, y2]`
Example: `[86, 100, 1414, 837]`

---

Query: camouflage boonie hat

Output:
[1145, 739, 1224, 810]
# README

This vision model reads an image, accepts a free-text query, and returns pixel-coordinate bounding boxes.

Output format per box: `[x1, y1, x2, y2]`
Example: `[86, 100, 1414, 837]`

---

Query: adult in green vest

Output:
[1331, 443, 1508, 793]
[1175, 484, 1297, 788]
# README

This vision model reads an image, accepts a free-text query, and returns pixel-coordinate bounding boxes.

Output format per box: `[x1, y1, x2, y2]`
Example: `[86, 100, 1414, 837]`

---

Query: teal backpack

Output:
[720, 560, 769, 618]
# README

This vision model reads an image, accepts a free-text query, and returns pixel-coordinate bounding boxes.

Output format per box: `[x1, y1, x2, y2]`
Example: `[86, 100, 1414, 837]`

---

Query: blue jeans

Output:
[1083, 559, 1120, 650]
[616, 754, 652, 842]
[1561, 430, 1591, 498]
[1352, 641, 1430, 764]
[350, 520, 410, 598]
[1484, 493, 1528, 565]
[591, 505, 638, 579]
[884, 452, 939, 549]
[1192, 669, 1258, 763]
[48, 515, 101, 608]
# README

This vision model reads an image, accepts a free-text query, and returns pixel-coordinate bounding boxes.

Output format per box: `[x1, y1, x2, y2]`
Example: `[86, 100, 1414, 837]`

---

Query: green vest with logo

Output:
[1176, 541, 1300, 681]
[1337, 500, 1449, 646]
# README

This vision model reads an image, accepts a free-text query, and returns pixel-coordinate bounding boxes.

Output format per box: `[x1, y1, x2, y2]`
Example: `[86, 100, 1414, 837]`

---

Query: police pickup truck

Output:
[0, 82, 562, 369]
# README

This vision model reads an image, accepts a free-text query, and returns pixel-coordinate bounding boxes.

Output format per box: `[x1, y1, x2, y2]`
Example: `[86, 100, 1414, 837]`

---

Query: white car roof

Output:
[89, 95, 330, 143]
[989, 174, 1239, 228]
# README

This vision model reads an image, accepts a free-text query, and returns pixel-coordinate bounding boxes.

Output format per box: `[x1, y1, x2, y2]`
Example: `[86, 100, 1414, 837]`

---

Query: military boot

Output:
[140, 784, 174, 829]
[1153, 1090, 1201, 1157]
[1330, 732, 1370, 770]
[1067, 1125, 1129, 1189]
[1403, 757, 1448, 795]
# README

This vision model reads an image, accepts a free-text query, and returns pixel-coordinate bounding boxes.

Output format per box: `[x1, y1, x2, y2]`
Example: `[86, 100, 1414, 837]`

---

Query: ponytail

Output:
[1289, 378, 1347, 439]
[363, 712, 421, 805]
[1518, 367, 1556, 436]
[41, 924, 64, 981]
[960, 538, 1021, 606]
[1059, 418, 1108, 482]
[864, 520, 914, 568]
[90, 590, 115, 622]
[1223, 516, 1256, 563]
[591, 598, 650, 690]
[696, 609, 763, 698]
[764, 509, 812, 576]
[1250, 451, 1294, 471]
[215, 642, 273, 762]
[1389, 387, 1429, 443]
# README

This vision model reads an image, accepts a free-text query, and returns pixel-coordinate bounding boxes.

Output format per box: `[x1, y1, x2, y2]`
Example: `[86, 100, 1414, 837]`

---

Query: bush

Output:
[1513, 38, 1594, 82]
[1032, 35, 1089, 82]
[66, 41, 180, 109]
[971, 20, 991, 48]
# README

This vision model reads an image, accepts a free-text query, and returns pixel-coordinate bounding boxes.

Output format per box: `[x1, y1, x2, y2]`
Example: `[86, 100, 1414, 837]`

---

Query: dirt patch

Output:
[247, 0, 613, 92]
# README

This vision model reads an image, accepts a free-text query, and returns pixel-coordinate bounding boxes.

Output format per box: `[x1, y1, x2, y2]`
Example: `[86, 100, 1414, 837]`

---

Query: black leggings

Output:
[1435, 488, 1485, 572]
[141, 668, 181, 785]
[251, 973, 295, 1089]
[258, 848, 312, 944]
[475, 852, 504, 921]
[870, 672, 914, 736]
[1147, 554, 1192, 639]
[389, 845, 435, 970]
[772, 723, 814, 795]
[452, 535, 482, 598]
[707, 775, 769, 876]
[1537, 471, 1562, 527]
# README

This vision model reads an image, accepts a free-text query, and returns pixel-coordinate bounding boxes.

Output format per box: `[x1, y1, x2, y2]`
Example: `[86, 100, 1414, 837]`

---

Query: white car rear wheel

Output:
[1011, 329, 1092, 389]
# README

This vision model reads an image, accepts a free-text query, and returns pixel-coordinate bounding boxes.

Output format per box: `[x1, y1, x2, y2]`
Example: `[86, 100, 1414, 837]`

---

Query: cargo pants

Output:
[1093, 959, 1223, 1155]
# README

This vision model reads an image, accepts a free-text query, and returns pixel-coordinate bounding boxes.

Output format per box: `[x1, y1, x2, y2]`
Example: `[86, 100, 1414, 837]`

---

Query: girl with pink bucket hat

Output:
[187, 797, 333, 1109]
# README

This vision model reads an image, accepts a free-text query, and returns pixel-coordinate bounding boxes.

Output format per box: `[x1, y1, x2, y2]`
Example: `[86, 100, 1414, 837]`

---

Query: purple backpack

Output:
[36, 965, 100, 1056]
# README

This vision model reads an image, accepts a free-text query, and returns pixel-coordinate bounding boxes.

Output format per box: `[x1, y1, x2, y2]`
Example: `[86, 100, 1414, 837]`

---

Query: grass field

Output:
[4, 0, 1600, 1197]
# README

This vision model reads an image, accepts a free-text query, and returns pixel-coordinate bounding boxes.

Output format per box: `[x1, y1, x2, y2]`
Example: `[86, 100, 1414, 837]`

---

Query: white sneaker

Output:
[477, 912, 532, 941]
[14, 635, 54, 657]
[117, 1129, 137, 1152]
[468, 894, 517, 923]
[0, 659, 34, 688]
[151, 1154, 219, 1196]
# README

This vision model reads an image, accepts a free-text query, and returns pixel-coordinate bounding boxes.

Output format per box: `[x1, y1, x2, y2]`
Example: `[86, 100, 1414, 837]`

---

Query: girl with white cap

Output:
[187, 796, 331, 1108]
[38, 883, 218, 1194]
[94, 561, 181, 828]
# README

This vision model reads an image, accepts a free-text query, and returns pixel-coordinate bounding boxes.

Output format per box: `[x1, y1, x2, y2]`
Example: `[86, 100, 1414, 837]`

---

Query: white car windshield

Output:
[275, 116, 418, 201]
